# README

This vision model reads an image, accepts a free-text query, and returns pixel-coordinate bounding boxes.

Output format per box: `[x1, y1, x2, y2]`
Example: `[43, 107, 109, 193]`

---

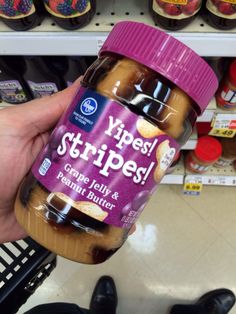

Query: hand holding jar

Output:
[15, 22, 218, 264]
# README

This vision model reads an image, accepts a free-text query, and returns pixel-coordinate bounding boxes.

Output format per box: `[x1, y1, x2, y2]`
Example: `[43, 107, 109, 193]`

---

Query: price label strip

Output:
[97, 38, 106, 54]
[183, 176, 203, 196]
[209, 114, 236, 138]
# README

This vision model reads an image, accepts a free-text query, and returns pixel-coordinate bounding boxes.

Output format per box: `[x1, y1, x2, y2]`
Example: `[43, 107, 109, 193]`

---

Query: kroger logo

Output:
[80, 97, 98, 115]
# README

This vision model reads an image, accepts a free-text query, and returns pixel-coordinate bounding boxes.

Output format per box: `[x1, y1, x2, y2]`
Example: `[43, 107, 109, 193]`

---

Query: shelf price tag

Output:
[183, 176, 203, 196]
[209, 114, 236, 138]
[209, 128, 236, 138]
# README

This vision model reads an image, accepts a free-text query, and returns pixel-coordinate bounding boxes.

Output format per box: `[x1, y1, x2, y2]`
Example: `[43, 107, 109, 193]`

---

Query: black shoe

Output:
[89, 276, 118, 314]
[196, 288, 236, 314]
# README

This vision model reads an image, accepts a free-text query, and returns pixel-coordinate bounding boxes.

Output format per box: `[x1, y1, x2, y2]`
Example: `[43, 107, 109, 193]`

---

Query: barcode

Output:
[39, 158, 51, 176]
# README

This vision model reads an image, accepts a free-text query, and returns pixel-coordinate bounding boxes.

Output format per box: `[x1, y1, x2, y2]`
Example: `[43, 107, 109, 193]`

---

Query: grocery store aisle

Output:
[20, 185, 236, 314]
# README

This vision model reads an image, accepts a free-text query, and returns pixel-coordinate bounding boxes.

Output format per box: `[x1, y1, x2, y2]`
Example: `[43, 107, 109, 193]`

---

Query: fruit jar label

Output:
[0, 0, 35, 19]
[152, 0, 201, 19]
[0, 80, 28, 103]
[32, 87, 179, 229]
[27, 81, 58, 98]
[44, 0, 91, 18]
[206, 0, 236, 19]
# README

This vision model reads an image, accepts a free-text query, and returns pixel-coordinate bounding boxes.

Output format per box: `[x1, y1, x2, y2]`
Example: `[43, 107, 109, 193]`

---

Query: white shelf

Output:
[0, 0, 235, 56]
[182, 128, 197, 150]
[185, 164, 236, 186]
[163, 161, 236, 187]
[161, 162, 185, 185]
[197, 97, 216, 122]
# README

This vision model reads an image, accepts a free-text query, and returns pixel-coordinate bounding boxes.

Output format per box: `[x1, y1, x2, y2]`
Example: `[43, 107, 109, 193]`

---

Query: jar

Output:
[43, 0, 96, 30]
[214, 137, 236, 167]
[15, 22, 218, 264]
[0, 0, 44, 31]
[149, 0, 202, 31]
[186, 136, 222, 173]
[202, 0, 236, 30]
[216, 59, 236, 110]
[166, 151, 181, 174]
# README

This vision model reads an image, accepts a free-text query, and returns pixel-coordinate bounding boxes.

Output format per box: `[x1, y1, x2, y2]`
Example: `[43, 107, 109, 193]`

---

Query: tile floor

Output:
[19, 185, 236, 314]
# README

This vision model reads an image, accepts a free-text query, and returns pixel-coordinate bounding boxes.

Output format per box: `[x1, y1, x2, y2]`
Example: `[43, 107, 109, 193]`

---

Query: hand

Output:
[0, 79, 81, 243]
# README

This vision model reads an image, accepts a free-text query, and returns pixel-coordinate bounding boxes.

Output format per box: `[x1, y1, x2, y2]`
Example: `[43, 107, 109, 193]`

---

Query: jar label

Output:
[27, 81, 58, 98]
[187, 154, 210, 173]
[206, 0, 236, 19]
[0, 80, 28, 103]
[152, 0, 201, 20]
[32, 87, 179, 229]
[162, 0, 188, 4]
[214, 157, 233, 167]
[44, 0, 91, 19]
[216, 84, 236, 109]
[0, 1, 35, 19]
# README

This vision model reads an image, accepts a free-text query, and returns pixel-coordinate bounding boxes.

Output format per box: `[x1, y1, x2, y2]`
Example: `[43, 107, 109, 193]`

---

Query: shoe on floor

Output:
[89, 275, 118, 314]
[170, 288, 235, 314]
[196, 288, 236, 314]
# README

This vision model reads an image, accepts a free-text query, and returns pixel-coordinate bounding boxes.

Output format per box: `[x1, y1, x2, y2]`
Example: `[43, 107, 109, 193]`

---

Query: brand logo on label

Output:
[80, 98, 98, 115]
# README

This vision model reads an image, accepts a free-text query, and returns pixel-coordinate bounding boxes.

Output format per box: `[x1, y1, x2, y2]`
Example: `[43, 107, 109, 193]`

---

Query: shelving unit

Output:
[0, 0, 235, 56]
[185, 164, 236, 186]
[0, 0, 235, 188]
[161, 160, 236, 187]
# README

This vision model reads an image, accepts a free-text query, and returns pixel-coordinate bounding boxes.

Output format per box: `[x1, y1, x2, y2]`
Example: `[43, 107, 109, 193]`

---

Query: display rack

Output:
[0, 0, 235, 188]
[185, 164, 236, 186]
[161, 161, 236, 187]
[0, 0, 236, 56]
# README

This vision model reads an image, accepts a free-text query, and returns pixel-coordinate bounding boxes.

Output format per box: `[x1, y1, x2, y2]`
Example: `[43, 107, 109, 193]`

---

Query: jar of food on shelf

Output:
[202, 0, 236, 30]
[0, 0, 45, 31]
[15, 22, 218, 264]
[44, 0, 96, 30]
[216, 59, 236, 110]
[186, 136, 222, 173]
[214, 136, 236, 167]
[149, 0, 202, 31]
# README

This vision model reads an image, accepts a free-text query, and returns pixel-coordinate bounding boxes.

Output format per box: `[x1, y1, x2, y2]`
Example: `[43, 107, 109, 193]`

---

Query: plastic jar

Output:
[186, 136, 222, 173]
[216, 59, 236, 110]
[43, 0, 96, 30]
[149, 0, 202, 30]
[15, 22, 218, 264]
[214, 137, 236, 167]
[202, 0, 236, 30]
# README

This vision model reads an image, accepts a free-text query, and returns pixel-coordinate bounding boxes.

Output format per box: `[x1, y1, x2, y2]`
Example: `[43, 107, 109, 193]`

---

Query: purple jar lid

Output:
[99, 21, 218, 115]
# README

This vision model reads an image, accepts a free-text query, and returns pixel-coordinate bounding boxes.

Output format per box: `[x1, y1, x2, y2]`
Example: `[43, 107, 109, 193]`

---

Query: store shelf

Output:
[185, 164, 236, 186]
[182, 128, 197, 150]
[161, 159, 236, 186]
[161, 162, 185, 185]
[0, 0, 235, 56]
[197, 97, 216, 122]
